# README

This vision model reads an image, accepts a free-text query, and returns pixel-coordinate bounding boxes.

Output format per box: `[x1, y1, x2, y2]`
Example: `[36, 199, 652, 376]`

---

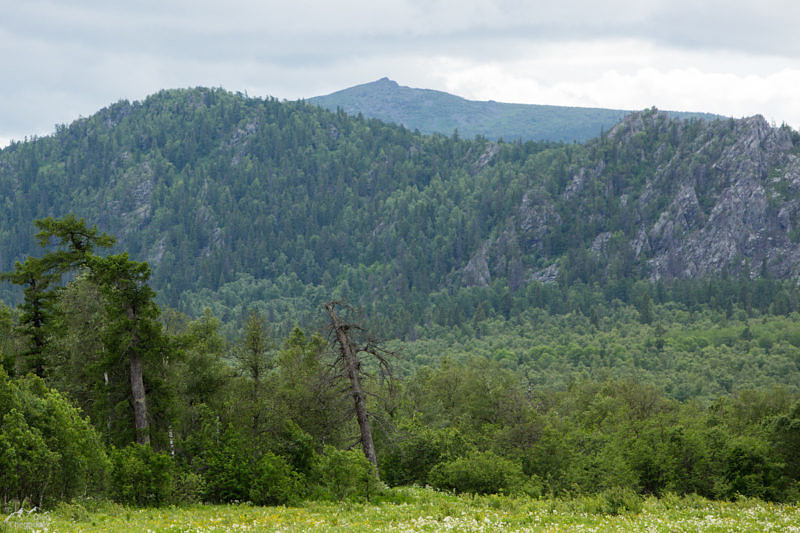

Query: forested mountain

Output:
[6, 87, 800, 511]
[309, 77, 719, 142]
[1, 87, 800, 338]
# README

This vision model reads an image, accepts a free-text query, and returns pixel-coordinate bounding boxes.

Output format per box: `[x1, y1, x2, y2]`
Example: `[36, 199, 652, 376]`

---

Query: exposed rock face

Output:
[456, 109, 800, 286]
[641, 114, 798, 280]
[101, 159, 154, 236]
[471, 142, 499, 172]
[462, 243, 491, 287]
[517, 190, 561, 250]
[455, 188, 561, 286]
[649, 184, 703, 252]
[530, 263, 559, 283]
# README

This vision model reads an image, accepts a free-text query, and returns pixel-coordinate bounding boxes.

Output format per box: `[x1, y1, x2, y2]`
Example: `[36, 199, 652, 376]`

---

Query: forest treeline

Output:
[3, 217, 800, 509]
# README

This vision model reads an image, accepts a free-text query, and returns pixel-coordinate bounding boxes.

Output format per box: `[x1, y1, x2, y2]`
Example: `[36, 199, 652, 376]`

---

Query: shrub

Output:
[0, 409, 59, 507]
[315, 447, 381, 501]
[0, 370, 109, 508]
[274, 420, 316, 476]
[429, 450, 526, 495]
[52, 500, 90, 522]
[171, 469, 205, 504]
[721, 436, 787, 501]
[597, 486, 643, 515]
[381, 424, 470, 486]
[249, 452, 304, 505]
[198, 425, 252, 503]
[110, 444, 173, 506]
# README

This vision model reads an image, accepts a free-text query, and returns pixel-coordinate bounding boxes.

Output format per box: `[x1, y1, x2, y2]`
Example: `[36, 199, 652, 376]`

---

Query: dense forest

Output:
[2, 88, 800, 341]
[3, 218, 800, 509]
[3, 89, 800, 510]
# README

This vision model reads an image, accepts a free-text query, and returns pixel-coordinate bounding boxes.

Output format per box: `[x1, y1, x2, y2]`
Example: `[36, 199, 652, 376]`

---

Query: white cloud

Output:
[419, 39, 800, 127]
[2, 1, 800, 144]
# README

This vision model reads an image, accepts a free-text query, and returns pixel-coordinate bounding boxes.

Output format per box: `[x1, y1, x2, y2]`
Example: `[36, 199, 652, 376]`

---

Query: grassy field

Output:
[4, 487, 800, 532]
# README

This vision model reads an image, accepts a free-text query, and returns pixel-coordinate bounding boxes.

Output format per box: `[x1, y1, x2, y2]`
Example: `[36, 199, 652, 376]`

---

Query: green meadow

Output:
[4, 487, 800, 532]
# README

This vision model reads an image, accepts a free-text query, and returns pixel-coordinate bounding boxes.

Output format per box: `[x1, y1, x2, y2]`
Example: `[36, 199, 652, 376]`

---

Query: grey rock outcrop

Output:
[456, 109, 800, 286]
[642, 115, 798, 280]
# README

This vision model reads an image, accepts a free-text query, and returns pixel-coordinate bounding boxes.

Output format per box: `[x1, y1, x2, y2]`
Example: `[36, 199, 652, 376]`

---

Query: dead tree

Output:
[324, 301, 392, 479]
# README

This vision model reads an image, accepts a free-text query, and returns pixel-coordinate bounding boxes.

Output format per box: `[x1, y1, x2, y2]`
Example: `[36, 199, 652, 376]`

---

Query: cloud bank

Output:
[2, 1, 799, 145]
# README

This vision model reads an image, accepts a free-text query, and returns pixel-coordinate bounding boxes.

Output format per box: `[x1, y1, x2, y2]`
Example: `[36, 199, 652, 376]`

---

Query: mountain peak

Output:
[310, 80, 718, 142]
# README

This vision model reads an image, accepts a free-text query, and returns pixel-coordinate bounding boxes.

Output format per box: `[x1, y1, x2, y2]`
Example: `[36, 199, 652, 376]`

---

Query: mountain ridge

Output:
[453, 109, 800, 291]
[309, 77, 720, 142]
[0, 87, 797, 335]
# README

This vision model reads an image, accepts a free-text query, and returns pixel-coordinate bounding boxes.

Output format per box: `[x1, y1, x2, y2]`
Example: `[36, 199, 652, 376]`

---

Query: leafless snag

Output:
[324, 300, 396, 480]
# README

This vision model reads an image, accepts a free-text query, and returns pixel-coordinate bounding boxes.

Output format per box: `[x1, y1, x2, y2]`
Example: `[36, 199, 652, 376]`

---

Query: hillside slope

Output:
[1, 88, 798, 334]
[459, 110, 800, 288]
[309, 77, 718, 142]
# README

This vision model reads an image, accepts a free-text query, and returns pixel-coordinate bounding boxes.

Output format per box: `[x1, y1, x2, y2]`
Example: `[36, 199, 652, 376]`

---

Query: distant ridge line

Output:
[309, 77, 721, 143]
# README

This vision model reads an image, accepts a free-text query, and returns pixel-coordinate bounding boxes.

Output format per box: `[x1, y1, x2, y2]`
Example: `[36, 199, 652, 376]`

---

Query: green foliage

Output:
[249, 452, 304, 506]
[315, 446, 382, 502]
[235, 310, 272, 383]
[0, 303, 19, 374]
[272, 327, 350, 449]
[232, 310, 273, 438]
[628, 422, 716, 496]
[429, 450, 527, 495]
[273, 420, 317, 476]
[593, 487, 644, 515]
[197, 425, 253, 503]
[162, 309, 231, 459]
[768, 401, 800, 483]
[170, 469, 205, 505]
[394, 304, 800, 402]
[0, 409, 59, 506]
[381, 423, 471, 486]
[0, 368, 109, 507]
[721, 436, 788, 501]
[383, 346, 800, 502]
[195, 422, 311, 503]
[33, 214, 115, 260]
[110, 444, 173, 506]
[0, 257, 59, 375]
[1, 215, 115, 377]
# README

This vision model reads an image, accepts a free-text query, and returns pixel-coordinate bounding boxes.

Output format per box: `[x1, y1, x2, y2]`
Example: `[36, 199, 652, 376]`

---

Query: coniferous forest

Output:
[3, 88, 800, 524]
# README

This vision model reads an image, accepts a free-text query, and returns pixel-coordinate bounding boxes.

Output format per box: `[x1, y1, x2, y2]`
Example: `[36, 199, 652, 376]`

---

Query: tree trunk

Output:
[325, 302, 379, 478]
[130, 352, 150, 445]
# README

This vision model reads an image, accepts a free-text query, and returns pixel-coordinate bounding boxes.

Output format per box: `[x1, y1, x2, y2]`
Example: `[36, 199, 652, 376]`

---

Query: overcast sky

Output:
[2, 1, 800, 147]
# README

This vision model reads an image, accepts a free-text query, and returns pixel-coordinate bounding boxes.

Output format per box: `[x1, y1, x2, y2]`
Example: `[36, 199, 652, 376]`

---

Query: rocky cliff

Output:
[458, 109, 800, 285]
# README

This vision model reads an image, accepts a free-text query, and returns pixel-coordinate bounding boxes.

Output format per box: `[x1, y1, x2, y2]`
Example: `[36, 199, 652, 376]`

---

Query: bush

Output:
[0, 409, 59, 507]
[274, 420, 316, 476]
[597, 486, 643, 515]
[110, 444, 173, 506]
[171, 469, 205, 504]
[0, 370, 109, 508]
[721, 436, 787, 501]
[52, 500, 90, 522]
[249, 452, 304, 505]
[429, 450, 526, 495]
[315, 447, 382, 501]
[198, 425, 253, 503]
[381, 424, 470, 486]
